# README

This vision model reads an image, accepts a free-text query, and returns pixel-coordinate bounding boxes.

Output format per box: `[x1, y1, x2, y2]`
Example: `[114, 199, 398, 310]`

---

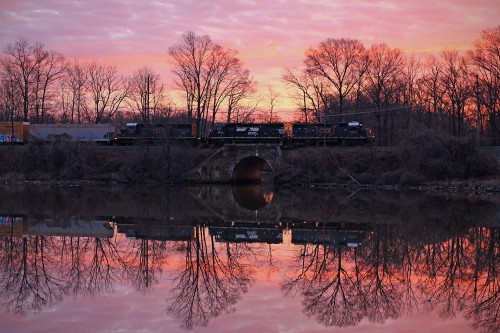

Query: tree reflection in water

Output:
[125, 238, 169, 294]
[166, 226, 255, 330]
[0, 185, 498, 332]
[282, 225, 500, 333]
[0, 235, 127, 317]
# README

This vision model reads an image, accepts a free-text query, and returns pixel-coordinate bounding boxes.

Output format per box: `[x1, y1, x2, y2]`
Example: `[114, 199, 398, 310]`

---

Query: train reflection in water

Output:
[1, 182, 496, 248]
[0, 216, 115, 238]
[0, 186, 372, 248]
[113, 219, 371, 248]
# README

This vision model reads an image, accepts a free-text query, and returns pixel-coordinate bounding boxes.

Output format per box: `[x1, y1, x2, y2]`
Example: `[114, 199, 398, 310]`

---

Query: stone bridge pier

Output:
[188, 144, 282, 183]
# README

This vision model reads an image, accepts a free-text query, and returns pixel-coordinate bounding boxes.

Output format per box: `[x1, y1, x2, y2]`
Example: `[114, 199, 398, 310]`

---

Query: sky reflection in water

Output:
[0, 185, 498, 333]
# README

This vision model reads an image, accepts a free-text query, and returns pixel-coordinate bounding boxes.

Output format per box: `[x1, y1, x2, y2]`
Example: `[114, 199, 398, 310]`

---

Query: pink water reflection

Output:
[0, 227, 492, 333]
[0, 272, 477, 333]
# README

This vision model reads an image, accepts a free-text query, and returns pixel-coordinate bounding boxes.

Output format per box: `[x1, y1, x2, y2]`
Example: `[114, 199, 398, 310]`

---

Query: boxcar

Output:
[29, 123, 116, 143]
[0, 121, 30, 143]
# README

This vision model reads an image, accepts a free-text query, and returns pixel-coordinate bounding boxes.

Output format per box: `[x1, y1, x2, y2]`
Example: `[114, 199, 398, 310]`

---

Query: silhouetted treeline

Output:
[1, 27, 499, 143]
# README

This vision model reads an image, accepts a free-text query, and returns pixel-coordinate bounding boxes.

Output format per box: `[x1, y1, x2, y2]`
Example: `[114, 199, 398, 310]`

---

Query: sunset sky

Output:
[1, 0, 499, 114]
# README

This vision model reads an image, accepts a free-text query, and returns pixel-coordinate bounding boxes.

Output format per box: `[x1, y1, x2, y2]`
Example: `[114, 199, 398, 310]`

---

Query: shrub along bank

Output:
[0, 142, 215, 183]
[276, 131, 499, 189]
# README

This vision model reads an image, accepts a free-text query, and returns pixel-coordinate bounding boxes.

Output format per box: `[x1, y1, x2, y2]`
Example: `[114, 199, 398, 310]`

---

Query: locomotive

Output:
[115, 122, 196, 144]
[207, 122, 285, 145]
[291, 121, 374, 146]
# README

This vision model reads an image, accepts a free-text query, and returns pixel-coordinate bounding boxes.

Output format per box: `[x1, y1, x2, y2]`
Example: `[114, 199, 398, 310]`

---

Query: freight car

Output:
[29, 123, 116, 143]
[208, 122, 285, 145]
[115, 122, 196, 144]
[291, 121, 374, 146]
[0, 121, 30, 143]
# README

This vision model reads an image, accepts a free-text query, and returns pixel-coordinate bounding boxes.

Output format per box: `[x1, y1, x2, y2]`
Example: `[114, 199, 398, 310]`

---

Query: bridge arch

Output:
[232, 155, 273, 183]
[188, 144, 282, 183]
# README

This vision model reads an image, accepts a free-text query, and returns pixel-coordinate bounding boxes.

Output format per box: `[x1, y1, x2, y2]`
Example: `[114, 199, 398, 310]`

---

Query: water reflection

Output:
[0, 184, 498, 332]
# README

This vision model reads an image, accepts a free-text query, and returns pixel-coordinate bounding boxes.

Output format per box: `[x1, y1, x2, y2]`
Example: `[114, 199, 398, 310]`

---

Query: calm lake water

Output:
[0, 184, 498, 333]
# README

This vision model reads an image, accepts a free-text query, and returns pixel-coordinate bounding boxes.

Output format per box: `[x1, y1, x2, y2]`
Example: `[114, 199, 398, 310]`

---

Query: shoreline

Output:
[1, 141, 499, 193]
[1, 178, 499, 194]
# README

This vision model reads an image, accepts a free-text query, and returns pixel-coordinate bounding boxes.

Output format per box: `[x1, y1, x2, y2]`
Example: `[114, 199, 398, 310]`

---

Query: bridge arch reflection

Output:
[231, 184, 273, 210]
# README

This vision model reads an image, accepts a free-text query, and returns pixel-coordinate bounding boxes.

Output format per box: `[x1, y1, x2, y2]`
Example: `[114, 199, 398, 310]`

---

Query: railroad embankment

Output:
[0, 131, 499, 193]
[487, 145, 500, 163]
[0, 143, 216, 183]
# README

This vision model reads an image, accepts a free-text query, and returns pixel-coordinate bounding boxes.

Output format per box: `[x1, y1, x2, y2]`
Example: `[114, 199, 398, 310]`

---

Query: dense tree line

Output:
[284, 26, 500, 144]
[1, 27, 499, 143]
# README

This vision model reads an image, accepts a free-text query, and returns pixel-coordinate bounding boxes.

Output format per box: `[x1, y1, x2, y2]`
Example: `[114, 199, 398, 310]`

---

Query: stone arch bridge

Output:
[188, 144, 282, 183]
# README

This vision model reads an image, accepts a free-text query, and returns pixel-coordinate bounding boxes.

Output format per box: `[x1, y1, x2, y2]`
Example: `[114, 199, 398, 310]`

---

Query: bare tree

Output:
[282, 244, 363, 327]
[282, 67, 328, 122]
[167, 226, 253, 329]
[0, 236, 66, 317]
[468, 25, 500, 144]
[264, 85, 280, 122]
[0, 73, 22, 121]
[169, 31, 214, 135]
[356, 225, 406, 323]
[439, 49, 473, 137]
[416, 54, 446, 129]
[59, 60, 88, 124]
[365, 43, 405, 144]
[32, 50, 66, 123]
[128, 66, 165, 124]
[125, 238, 168, 294]
[205, 46, 253, 129]
[226, 68, 255, 123]
[1, 38, 49, 121]
[169, 31, 253, 135]
[84, 60, 130, 124]
[464, 228, 500, 333]
[401, 53, 422, 129]
[230, 100, 260, 123]
[304, 38, 370, 118]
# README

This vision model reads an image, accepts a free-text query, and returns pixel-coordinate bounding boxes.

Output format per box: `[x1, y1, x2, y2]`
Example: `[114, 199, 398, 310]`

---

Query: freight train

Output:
[0, 121, 374, 146]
